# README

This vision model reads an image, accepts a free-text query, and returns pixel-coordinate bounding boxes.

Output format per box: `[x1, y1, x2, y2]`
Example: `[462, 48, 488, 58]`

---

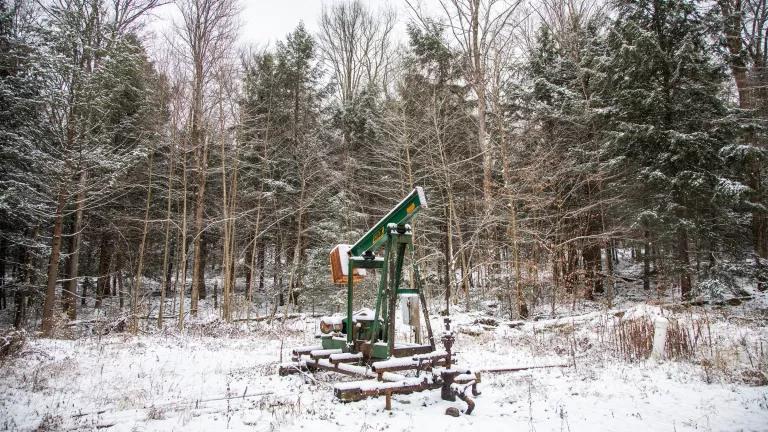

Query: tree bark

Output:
[178, 153, 190, 330]
[158, 146, 174, 329]
[678, 230, 692, 300]
[132, 147, 154, 333]
[0, 237, 6, 310]
[41, 188, 68, 336]
[190, 150, 208, 314]
[14, 228, 36, 329]
[62, 171, 87, 320]
[95, 232, 114, 309]
[116, 253, 125, 309]
[469, 0, 493, 207]
[257, 241, 265, 293]
[643, 231, 651, 290]
[287, 179, 306, 310]
[443, 216, 451, 312]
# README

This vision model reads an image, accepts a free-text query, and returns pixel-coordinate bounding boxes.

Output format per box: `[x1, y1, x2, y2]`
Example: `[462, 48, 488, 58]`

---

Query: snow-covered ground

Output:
[2, 300, 767, 432]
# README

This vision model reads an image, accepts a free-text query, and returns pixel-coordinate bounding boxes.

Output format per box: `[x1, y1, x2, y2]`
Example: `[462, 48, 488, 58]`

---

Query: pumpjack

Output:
[279, 187, 481, 413]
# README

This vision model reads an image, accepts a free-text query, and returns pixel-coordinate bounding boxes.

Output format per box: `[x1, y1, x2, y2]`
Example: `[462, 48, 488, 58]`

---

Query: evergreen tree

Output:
[599, 0, 744, 298]
[239, 24, 338, 312]
[0, 0, 57, 321]
[524, 18, 611, 301]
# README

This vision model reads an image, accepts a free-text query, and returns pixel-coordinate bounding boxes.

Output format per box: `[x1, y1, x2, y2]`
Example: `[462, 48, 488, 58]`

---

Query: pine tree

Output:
[239, 24, 338, 315]
[524, 18, 611, 302]
[600, 0, 744, 299]
[0, 0, 57, 324]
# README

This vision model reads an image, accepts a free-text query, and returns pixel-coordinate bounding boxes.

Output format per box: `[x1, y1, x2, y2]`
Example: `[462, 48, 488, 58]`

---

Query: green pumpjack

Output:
[280, 187, 482, 414]
[323, 186, 435, 360]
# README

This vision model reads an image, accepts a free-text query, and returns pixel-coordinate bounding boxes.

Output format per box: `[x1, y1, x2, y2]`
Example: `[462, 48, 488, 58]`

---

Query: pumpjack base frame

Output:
[279, 331, 481, 414]
[278, 355, 481, 414]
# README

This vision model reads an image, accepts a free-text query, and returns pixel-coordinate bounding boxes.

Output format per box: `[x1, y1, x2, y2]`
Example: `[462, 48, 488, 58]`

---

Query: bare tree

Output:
[410, 0, 523, 210]
[317, 0, 397, 103]
[175, 0, 239, 316]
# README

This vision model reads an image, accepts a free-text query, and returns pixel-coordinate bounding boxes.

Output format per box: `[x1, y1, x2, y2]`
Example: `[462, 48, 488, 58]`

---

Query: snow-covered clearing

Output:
[2, 302, 767, 432]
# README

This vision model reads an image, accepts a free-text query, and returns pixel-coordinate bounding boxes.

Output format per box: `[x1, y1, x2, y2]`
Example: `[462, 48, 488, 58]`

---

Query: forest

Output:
[0, 0, 767, 430]
[2, 0, 766, 333]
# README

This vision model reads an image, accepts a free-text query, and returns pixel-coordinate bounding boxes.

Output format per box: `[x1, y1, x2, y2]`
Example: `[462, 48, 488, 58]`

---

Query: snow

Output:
[331, 244, 367, 277]
[651, 317, 669, 360]
[371, 357, 423, 371]
[328, 352, 363, 362]
[291, 344, 322, 353]
[2, 297, 767, 431]
[353, 308, 375, 322]
[320, 315, 344, 326]
[413, 350, 448, 360]
[309, 348, 342, 357]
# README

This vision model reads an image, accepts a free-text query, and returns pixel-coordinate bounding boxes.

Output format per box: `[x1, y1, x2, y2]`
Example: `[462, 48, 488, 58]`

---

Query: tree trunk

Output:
[551, 248, 560, 316]
[116, 254, 125, 310]
[41, 188, 68, 337]
[132, 147, 154, 333]
[159, 197, 173, 329]
[178, 155, 190, 330]
[443, 221, 450, 311]
[245, 231, 255, 299]
[448, 193, 470, 308]
[190, 137, 209, 314]
[643, 231, 651, 290]
[246, 231, 258, 321]
[196, 235, 207, 298]
[257, 241, 265, 293]
[213, 280, 218, 309]
[14, 228, 36, 329]
[95, 232, 114, 309]
[0, 237, 6, 310]
[219, 122, 239, 322]
[470, 0, 492, 208]
[80, 276, 89, 307]
[272, 238, 285, 306]
[287, 180, 306, 311]
[62, 171, 87, 320]
[511, 205, 527, 318]
[606, 243, 615, 306]
[751, 161, 767, 258]
[678, 230, 692, 300]
[583, 243, 601, 299]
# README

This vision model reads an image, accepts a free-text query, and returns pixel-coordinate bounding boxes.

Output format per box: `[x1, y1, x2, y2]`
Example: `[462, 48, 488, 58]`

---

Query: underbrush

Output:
[605, 307, 767, 385]
[0, 329, 27, 360]
[511, 304, 767, 386]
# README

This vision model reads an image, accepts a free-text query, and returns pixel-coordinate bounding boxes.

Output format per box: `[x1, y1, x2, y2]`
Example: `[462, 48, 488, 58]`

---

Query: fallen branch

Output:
[70, 390, 275, 420]
[478, 363, 571, 374]
[232, 313, 312, 322]
[660, 295, 754, 308]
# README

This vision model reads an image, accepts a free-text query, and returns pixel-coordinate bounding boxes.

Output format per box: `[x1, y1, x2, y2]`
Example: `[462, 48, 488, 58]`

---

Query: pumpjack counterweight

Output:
[279, 187, 480, 414]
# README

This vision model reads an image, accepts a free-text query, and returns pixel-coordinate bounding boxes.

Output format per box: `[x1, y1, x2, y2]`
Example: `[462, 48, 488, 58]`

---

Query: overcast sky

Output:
[238, 0, 433, 47]
[146, 0, 444, 57]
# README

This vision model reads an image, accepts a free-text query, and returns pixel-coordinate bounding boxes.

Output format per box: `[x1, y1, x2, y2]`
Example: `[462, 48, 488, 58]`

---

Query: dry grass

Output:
[664, 319, 695, 360]
[612, 318, 654, 362]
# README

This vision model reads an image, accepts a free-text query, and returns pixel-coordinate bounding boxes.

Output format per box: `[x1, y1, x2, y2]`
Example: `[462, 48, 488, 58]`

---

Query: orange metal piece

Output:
[330, 244, 365, 285]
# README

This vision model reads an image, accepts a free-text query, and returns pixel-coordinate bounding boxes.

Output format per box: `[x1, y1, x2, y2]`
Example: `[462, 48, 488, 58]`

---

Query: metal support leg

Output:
[370, 236, 392, 346]
[388, 241, 407, 355]
[346, 261, 355, 344]
[411, 247, 435, 350]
